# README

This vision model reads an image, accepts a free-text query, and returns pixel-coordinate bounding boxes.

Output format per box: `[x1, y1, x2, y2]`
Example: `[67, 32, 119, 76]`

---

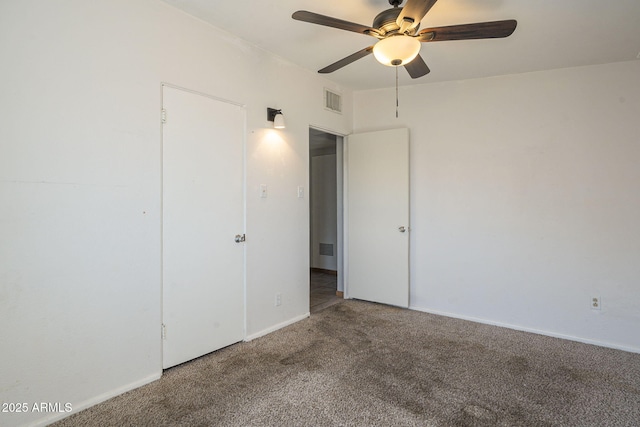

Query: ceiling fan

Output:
[292, 0, 517, 78]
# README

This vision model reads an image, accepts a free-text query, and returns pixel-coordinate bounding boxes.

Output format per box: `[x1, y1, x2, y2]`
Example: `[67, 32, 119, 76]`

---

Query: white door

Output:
[346, 128, 409, 308]
[162, 85, 245, 369]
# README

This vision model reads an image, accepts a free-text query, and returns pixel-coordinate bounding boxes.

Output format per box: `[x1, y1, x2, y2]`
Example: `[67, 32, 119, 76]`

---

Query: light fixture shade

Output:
[267, 107, 286, 129]
[373, 35, 421, 67]
[273, 112, 285, 129]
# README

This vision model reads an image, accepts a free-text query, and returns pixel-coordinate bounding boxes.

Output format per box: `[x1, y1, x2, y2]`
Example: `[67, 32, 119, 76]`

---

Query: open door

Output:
[346, 128, 409, 308]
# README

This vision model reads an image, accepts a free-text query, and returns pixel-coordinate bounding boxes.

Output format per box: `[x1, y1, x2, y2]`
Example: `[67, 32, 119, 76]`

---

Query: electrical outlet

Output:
[591, 296, 601, 310]
[275, 293, 282, 307]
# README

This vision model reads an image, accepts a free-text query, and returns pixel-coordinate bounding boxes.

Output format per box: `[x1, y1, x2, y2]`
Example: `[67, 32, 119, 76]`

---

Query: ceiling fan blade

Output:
[293, 11, 380, 37]
[318, 46, 374, 74]
[417, 20, 517, 42]
[404, 54, 430, 78]
[396, 0, 438, 31]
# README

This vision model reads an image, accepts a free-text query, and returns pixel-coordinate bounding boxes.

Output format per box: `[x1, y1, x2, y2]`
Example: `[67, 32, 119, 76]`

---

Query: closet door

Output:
[162, 85, 245, 369]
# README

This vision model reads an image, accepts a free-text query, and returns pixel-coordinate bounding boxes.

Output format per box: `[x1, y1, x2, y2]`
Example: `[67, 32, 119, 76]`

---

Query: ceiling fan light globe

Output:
[373, 35, 421, 67]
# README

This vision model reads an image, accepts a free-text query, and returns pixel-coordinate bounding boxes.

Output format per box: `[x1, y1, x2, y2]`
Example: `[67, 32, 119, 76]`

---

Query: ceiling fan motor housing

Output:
[373, 7, 419, 36]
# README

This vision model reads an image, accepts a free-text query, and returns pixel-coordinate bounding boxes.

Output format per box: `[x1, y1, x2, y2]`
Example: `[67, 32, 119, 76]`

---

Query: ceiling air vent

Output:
[324, 89, 342, 114]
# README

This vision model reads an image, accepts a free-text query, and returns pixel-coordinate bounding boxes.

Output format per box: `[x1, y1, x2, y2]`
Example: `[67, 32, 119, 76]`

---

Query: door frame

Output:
[308, 125, 345, 299]
[160, 82, 247, 370]
[309, 127, 410, 303]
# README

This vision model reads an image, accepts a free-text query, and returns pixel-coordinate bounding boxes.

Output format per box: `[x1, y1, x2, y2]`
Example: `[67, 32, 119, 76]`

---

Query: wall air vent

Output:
[319, 243, 334, 256]
[324, 89, 342, 114]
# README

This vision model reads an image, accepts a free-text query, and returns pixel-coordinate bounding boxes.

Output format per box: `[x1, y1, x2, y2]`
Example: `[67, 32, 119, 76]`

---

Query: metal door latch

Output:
[234, 234, 246, 243]
[398, 226, 406, 233]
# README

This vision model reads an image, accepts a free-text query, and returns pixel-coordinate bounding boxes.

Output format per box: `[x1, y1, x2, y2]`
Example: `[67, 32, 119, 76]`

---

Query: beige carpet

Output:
[55, 300, 640, 426]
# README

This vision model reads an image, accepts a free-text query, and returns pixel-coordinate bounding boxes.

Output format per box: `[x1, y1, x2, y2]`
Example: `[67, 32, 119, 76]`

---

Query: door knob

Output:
[398, 226, 406, 233]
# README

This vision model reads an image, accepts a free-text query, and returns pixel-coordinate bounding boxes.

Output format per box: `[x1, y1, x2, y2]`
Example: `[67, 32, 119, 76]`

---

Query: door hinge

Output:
[161, 323, 166, 340]
[161, 109, 167, 124]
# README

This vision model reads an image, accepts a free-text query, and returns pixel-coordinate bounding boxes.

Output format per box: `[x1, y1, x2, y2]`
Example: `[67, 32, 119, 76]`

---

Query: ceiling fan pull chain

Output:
[396, 66, 399, 118]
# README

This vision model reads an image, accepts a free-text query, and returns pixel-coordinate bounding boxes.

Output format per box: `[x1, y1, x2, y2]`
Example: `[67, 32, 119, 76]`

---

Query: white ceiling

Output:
[161, 0, 640, 91]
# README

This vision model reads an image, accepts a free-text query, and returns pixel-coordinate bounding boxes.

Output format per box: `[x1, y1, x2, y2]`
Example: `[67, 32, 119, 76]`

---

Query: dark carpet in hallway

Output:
[310, 269, 341, 313]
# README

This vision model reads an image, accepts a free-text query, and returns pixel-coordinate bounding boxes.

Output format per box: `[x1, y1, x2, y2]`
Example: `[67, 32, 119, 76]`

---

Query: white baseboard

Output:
[31, 372, 161, 427]
[245, 312, 310, 342]
[409, 305, 640, 354]
[26, 312, 311, 426]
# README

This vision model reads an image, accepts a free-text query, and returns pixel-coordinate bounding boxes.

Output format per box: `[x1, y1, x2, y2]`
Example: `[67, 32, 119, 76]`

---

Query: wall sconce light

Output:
[267, 108, 285, 129]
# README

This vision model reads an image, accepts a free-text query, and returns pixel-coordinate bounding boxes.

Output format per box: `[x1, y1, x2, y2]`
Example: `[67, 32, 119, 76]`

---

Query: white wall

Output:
[310, 154, 338, 271]
[0, 1, 352, 426]
[353, 61, 640, 352]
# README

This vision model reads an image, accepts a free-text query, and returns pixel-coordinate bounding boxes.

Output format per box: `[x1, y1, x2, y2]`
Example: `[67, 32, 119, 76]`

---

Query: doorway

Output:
[309, 127, 343, 312]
